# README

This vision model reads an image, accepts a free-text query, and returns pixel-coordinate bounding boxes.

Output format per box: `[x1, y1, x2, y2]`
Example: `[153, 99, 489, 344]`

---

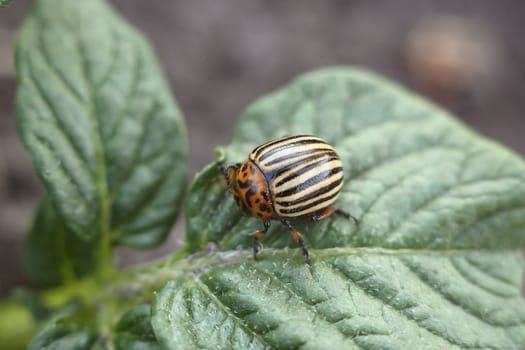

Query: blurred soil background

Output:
[0, 0, 524, 296]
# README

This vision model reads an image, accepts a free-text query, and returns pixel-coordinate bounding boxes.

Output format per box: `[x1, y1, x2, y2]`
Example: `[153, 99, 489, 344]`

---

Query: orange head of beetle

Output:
[222, 160, 275, 220]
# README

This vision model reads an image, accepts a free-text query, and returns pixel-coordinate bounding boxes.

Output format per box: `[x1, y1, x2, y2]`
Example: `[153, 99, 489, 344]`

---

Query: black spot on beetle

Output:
[255, 198, 261, 204]
[237, 179, 252, 189]
[262, 191, 270, 201]
[259, 204, 270, 212]
[245, 188, 256, 207]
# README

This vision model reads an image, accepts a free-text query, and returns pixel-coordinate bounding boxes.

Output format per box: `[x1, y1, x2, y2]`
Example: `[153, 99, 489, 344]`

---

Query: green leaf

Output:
[153, 251, 525, 350]
[15, 0, 187, 248]
[0, 0, 13, 8]
[27, 304, 159, 350]
[28, 323, 97, 350]
[114, 304, 161, 350]
[187, 68, 525, 253]
[157, 67, 525, 349]
[26, 196, 97, 287]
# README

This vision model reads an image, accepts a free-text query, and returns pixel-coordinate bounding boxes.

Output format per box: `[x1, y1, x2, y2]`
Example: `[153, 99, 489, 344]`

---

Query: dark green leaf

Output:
[114, 304, 161, 350]
[27, 304, 159, 350]
[16, 0, 187, 247]
[26, 196, 97, 287]
[165, 67, 525, 349]
[28, 323, 97, 350]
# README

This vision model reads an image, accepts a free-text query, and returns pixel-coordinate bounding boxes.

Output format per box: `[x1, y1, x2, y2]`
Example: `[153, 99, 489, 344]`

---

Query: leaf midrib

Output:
[142, 248, 524, 279]
[69, 20, 112, 277]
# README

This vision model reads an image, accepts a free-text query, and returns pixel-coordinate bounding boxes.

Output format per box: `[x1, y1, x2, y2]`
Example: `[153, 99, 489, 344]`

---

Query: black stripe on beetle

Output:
[262, 147, 335, 167]
[251, 135, 312, 159]
[278, 190, 342, 214]
[237, 178, 251, 189]
[244, 185, 258, 207]
[270, 154, 337, 182]
[276, 176, 343, 207]
[276, 167, 343, 198]
[255, 138, 325, 162]
[273, 155, 340, 186]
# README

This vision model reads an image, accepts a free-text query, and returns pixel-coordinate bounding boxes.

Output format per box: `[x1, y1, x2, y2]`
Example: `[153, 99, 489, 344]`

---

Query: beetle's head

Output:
[221, 162, 249, 215]
[222, 162, 241, 189]
[220, 160, 274, 219]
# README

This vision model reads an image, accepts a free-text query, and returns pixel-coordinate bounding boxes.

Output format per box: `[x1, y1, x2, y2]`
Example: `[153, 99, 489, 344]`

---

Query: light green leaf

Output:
[157, 67, 525, 349]
[16, 0, 187, 247]
[186, 68, 525, 253]
[0, 299, 35, 350]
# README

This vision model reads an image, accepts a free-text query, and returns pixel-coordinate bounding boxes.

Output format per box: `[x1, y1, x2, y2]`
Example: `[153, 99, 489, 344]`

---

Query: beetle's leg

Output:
[282, 219, 310, 263]
[311, 206, 358, 225]
[310, 206, 336, 221]
[253, 219, 270, 260]
[334, 208, 359, 225]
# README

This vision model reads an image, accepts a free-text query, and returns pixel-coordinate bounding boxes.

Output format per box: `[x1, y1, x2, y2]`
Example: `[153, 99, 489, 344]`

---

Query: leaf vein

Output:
[93, 29, 122, 90]
[105, 46, 143, 140]
[37, 22, 88, 104]
[191, 277, 273, 348]
[382, 174, 525, 246]
[109, 100, 161, 200]
[450, 204, 525, 246]
[75, 32, 112, 257]
[355, 160, 432, 227]
[31, 127, 92, 208]
[348, 142, 449, 183]
[111, 142, 180, 234]
[329, 261, 478, 348]
[400, 258, 525, 328]
[26, 59, 95, 182]
[252, 264, 368, 348]
[465, 257, 520, 288]
[450, 257, 518, 299]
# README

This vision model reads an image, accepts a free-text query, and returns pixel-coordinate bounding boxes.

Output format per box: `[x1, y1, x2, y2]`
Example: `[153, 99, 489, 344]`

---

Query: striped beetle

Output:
[220, 135, 357, 262]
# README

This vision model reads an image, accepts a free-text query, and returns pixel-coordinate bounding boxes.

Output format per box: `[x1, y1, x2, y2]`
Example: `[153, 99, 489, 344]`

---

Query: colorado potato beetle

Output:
[220, 135, 357, 262]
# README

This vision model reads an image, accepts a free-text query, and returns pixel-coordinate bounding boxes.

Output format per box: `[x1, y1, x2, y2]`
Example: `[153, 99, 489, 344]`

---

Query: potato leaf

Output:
[157, 67, 525, 349]
[25, 196, 97, 287]
[16, 0, 187, 247]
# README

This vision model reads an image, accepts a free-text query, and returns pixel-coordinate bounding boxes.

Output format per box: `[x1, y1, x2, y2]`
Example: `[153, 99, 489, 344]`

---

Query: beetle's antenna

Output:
[217, 162, 241, 183]
[218, 165, 231, 184]
[217, 162, 227, 178]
